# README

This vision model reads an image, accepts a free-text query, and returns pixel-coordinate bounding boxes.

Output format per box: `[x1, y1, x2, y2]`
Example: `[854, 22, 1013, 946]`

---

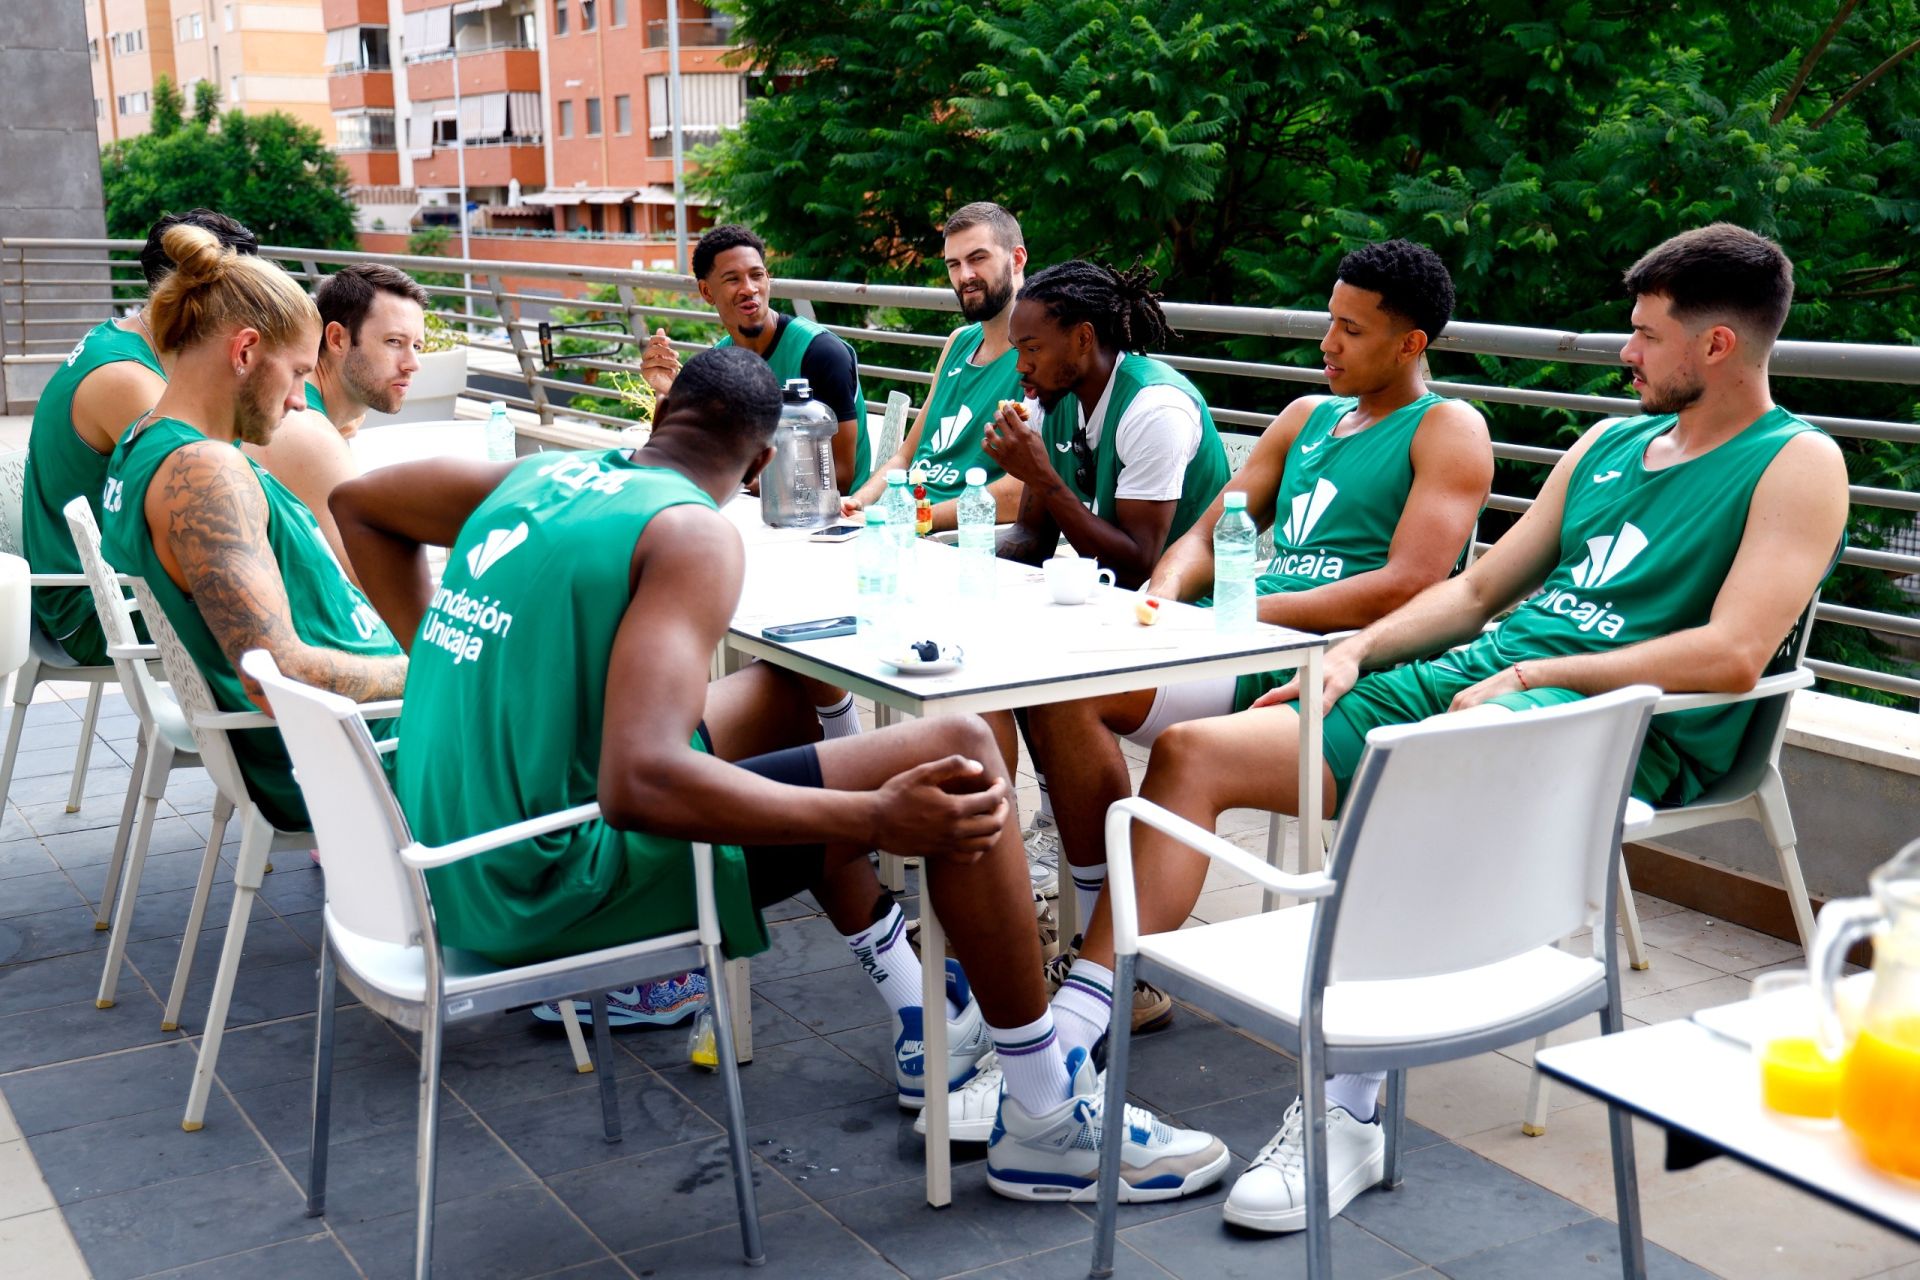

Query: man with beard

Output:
[842, 202, 1033, 529]
[640, 225, 871, 492]
[244, 264, 430, 583]
[1061, 223, 1848, 1235]
[101, 224, 406, 834]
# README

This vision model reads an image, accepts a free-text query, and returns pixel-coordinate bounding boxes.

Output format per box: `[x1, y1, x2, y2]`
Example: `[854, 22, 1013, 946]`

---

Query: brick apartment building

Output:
[329, 0, 745, 274]
[86, 0, 333, 145]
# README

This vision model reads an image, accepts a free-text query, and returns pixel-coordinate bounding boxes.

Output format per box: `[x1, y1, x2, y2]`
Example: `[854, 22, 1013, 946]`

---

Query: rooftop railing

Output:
[4, 237, 1915, 702]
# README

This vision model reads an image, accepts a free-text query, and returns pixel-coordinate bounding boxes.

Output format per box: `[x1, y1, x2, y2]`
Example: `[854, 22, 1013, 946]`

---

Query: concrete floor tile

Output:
[1, 1041, 201, 1136]
[621, 1203, 904, 1279]
[1437, 1216, 1713, 1279]
[335, 1182, 608, 1280]
[61, 1158, 311, 1280]
[1642, 1167, 1920, 1280]
[480, 1068, 719, 1179]
[0, 1093, 17, 1144]
[1634, 909, 1804, 976]
[0, 1139, 56, 1220]
[0, 1207, 90, 1279]
[546, 1135, 807, 1255]
[824, 1172, 1090, 1280]
[284, 1113, 535, 1227]
[1120, 1209, 1417, 1280]
[144, 1234, 362, 1279]
[1403, 1052, 1582, 1142]
[28, 1092, 267, 1205]
[0, 989, 176, 1073]
[1338, 1141, 1590, 1265]
[1622, 972, 1759, 1026]
[957, 1235, 1171, 1278]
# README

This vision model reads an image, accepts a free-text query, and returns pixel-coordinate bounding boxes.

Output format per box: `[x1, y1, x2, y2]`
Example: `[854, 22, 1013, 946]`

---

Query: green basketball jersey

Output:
[1461, 407, 1823, 802]
[391, 451, 768, 967]
[22, 319, 164, 664]
[1039, 353, 1230, 547]
[100, 417, 401, 831]
[718, 313, 871, 490]
[909, 324, 1021, 502]
[303, 381, 327, 416]
[1259, 393, 1448, 593]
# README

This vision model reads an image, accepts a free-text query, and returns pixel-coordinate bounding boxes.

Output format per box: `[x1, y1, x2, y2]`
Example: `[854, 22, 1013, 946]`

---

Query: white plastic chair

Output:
[128, 579, 401, 1129]
[0, 553, 29, 678]
[350, 420, 490, 473]
[1091, 686, 1660, 1280]
[0, 449, 119, 817]
[241, 650, 764, 1279]
[61, 499, 230, 999]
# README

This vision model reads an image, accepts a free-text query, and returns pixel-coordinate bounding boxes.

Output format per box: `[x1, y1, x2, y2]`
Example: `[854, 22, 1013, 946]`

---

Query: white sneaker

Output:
[893, 958, 993, 1110]
[1026, 817, 1061, 899]
[986, 1047, 1228, 1202]
[1222, 1098, 1386, 1232]
[912, 1051, 1003, 1142]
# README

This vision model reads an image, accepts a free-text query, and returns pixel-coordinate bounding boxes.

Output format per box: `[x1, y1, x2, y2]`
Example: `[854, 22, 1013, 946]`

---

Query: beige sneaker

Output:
[1025, 818, 1062, 899]
[1133, 979, 1174, 1034]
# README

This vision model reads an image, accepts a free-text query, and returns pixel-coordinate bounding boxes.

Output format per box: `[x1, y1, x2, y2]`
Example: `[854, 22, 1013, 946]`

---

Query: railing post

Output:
[490, 273, 551, 424]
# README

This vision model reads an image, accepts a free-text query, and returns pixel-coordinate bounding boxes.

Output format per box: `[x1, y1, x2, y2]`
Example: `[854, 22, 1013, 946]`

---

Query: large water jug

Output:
[761, 379, 839, 528]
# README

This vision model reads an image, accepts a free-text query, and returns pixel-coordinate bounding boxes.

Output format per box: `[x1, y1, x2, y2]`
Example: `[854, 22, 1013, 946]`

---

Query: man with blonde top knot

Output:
[99, 223, 406, 835]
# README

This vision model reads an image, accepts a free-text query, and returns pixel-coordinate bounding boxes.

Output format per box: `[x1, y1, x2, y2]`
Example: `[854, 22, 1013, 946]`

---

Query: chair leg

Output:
[704, 940, 765, 1267]
[1091, 951, 1137, 1280]
[1607, 1101, 1648, 1277]
[65, 682, 104, 813]
[558, 1000, 592, 1073]
[1755, 769, 1817, 954]
[589, 993, 622, 1143]
[95, 743, 171, 1010]
[1523, 1037, 1553, 1136]
[414, 1001, 445, 1280]
[160, 799, 231, 1031]
[181, 809, 268, 1130]
[724, 957, 752, 1064]
[1382, 1069, 1406, 1190]
[307, 934, 338, 1217]
[95, 734, 150, 929]
[1617, 857, 1649, 971]
[1302, 1051, 1334, 1280]
[0, 656, 39, 814]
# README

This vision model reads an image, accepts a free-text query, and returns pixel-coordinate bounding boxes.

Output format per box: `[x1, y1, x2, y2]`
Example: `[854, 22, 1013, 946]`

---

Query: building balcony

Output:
[412, 139, 547, 188]
[321, 0, 388, 26]
[644, 17, 737, 47]
[337, 148, 401, 186]
[404, 46, 542, 98]
[328, 68, 394, 111]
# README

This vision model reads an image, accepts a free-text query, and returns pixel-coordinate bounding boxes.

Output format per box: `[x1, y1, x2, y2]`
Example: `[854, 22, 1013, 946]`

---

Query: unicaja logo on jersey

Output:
[465, 523, 528, 580]
[1269, 478, 1345, 581]
[1535, 521, 1649, 639]
[928, 404, 973, 458]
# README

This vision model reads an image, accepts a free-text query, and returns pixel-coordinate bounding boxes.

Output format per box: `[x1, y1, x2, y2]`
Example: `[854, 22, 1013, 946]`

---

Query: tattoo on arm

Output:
[162, 449, 408, 703]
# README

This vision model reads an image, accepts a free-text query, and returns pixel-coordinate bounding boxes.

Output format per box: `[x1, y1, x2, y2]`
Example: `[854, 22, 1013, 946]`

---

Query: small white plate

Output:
[881, 643, 964, 675]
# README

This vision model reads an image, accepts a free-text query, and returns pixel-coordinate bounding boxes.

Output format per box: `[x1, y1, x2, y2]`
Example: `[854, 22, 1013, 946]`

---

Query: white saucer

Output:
[881, 643, 964, 675]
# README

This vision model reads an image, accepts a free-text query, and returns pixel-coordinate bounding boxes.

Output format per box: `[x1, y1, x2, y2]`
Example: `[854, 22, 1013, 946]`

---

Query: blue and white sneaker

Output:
[531, 972, 709, 1030]
[986, 1046, 1228, 1202]
[894, 958, 993, 1110]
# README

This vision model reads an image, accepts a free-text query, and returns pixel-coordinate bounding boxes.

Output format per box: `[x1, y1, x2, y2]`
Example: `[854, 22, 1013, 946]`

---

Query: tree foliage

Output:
[101, 102, 357, 253]
[700, 0, 1920, 699]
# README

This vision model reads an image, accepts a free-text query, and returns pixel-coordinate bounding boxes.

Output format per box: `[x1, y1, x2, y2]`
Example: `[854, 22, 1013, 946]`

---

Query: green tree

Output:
[149, 75, 183, 139]
[192, 79, 219, 126]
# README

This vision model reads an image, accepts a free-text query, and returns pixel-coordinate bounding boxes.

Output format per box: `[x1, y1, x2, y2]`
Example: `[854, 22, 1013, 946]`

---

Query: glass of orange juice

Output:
[1752, 970, 1844, 1121]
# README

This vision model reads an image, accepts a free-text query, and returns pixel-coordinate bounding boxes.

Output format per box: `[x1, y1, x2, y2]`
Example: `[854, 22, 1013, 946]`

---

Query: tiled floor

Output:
[0, 680, 1914, 1279]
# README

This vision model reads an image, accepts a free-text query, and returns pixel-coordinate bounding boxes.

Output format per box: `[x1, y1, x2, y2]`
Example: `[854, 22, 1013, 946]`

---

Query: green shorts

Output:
[1288, 648, 1689, 810]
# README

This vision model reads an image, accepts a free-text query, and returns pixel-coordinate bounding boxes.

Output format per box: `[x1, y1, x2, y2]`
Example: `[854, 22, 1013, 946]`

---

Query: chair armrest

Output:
[1653, 668, 1813, 714]
[106, 643, 159, 662]
[1103, 795, 1334, 957]
[27, 573, 90, 588]
[1621, 797, 1657, 838]
[374, 737, 399, 755]
[402, 801, 603, 869]
[191, 709, 276, 732]
[356, 699, 404, 719]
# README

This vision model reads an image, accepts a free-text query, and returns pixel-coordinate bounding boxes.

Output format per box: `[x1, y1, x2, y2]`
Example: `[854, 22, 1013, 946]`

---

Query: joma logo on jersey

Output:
[1268, 478, 1345, 580]
[1532, 522, 1649, 639]
[101, 477, 125, 514]
[536, 456, 632, 496]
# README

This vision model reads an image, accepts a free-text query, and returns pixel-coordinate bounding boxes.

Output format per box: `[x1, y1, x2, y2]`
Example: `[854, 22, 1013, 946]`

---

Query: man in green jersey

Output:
[1070, 224, 1849, 1234]
[246, 264, 431, 583]
[333, 345, 1230, 1206]
[100, 224, 407, 834]
[640, 224, 871, 491]
[843, 201, 1032, 529]
[985, 260, 1231, 589]
[1015, 242, 1491, 1051]
[21, 209, 257, 666]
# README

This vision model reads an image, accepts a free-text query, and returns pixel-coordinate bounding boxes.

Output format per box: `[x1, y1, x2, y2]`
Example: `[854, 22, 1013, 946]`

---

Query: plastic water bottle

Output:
[856, 507, 899, 647]
[882, 468, 915, 554]
[485, 400, 515, 462]
[1213, 491, 1258, 633]
[956, 466, 996, 599]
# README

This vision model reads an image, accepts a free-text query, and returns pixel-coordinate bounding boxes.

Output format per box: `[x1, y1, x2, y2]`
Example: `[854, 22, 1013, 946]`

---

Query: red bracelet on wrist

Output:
[1513, 663, 1531, 691]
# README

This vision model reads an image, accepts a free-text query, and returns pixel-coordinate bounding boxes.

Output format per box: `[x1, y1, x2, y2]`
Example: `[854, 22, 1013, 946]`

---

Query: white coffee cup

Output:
[1044, 554, 1115, 605]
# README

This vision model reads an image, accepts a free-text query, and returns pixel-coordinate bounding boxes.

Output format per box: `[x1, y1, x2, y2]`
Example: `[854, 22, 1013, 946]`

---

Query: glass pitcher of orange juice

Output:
[1813, 839, 1920, 1178]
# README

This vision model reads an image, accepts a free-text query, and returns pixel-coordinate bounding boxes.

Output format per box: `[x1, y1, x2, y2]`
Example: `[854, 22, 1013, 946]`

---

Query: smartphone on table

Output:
[762, 616, 858, 642]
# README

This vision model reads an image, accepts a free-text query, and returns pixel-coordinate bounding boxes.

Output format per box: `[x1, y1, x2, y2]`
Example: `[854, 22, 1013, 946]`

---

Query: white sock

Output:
[1034, 774, 1054, 825]
[990, 1008, 1073, 1116]
[1051, 956, 1114, 1061]
[1070, 862, 1106, 933]
[1326, 1071, 1385, 1122]
[842, 905, 959, 1020]
[815, 692, 861, 741]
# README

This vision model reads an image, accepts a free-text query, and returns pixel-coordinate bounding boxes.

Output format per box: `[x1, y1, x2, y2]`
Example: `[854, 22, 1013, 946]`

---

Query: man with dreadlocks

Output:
[984, 259, 1231, 588]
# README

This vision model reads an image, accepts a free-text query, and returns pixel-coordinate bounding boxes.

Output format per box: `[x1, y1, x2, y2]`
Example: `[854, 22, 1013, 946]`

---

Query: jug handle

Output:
[1811, 896, 1882, 1059]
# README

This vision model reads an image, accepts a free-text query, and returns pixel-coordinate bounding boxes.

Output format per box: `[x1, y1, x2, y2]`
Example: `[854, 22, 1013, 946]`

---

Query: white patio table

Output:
[722, 498, 1328, 1206]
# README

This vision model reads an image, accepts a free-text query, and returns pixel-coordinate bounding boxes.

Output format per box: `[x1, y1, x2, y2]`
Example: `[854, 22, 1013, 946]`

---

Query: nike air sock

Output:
[842, 905, 959, 1019]
[815, 692, 862, 741]
[990, 1008, 1073, 1116]
[1051, 956, 1115, 1061]
[1070, 863, 1107, 933]
[1326, 1071, 1385, 1122]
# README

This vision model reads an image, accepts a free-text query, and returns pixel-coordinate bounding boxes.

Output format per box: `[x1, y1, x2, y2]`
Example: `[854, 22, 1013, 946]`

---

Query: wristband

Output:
[1513, 663, 1531, 692]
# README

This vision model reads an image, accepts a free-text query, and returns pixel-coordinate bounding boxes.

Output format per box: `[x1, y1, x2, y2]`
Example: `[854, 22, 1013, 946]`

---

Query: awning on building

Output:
[452, 0, 504, 13]
[632, 186, 713, 207]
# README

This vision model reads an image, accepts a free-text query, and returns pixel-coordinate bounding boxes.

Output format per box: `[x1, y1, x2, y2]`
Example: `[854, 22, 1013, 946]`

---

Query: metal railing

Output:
[644, 18, 738, 48]
[4, 237, 1916, 701]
